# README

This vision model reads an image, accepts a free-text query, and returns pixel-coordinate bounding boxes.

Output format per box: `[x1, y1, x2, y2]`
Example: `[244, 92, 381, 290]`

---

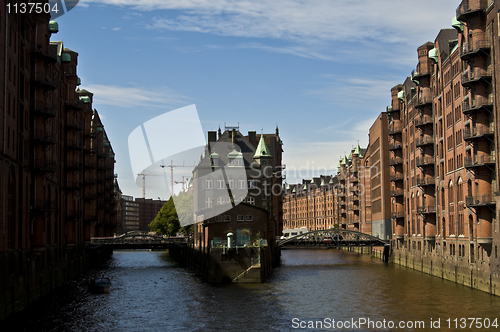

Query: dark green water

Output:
[2, 249, 500, 331]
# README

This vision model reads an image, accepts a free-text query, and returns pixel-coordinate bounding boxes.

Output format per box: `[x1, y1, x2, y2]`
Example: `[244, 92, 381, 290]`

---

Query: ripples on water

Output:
[2, 249, 500, 331]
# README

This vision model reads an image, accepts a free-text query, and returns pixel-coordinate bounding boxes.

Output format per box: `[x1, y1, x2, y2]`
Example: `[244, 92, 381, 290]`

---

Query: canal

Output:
[2, 249, 500, 331]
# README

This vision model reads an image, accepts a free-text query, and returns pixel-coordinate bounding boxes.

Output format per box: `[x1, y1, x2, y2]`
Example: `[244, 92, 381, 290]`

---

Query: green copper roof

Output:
[320, 179, 325, 186]
[292, 187, 296, 193]
[48, 21, 59, 33]
[397, 90, 405, 101]
[310, 179, 314, 183]
[253, 135, 272, 158]
[337, 160, 341, 168]
[353, 144, 361, 156]
[452, 17, 464, 31]
[342, 155, 348, 164]
[80, 96, 91, 103]
[303, 184, 307, 190]
[428, 48, 439, 63]
[62, 53, 71, 63]
[286, 183, 290, 190]
[329, 178, 334, 184]
[227, 149, 242, 158]
[210, 152, 219, 158]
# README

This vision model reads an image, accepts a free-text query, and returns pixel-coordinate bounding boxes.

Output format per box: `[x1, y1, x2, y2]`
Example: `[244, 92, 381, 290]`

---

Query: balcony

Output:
[389, 143, 403, 150]
[391, 212, 404, 219]
[388, 124, 402, 134]
[390, 173, 404, 181]
[33, 130, 56, 145]
[65, 99, 83, 111]
[462, 96, 493, 114]
[33, 46, 57, 63]
[465, 195, 496, 207]
[462, 67, 492, 87]
[460, 38, 491, 60]
[416, 176, 435, 186]
[463, 126, 494, 140]
[348, 204, 359, 211]
[34, 159, 56, 173]
[67, 138, 82, 150]
[456, 0, 489, 21]
[32, 103, 56, 118]
[411, 67, 431, 81]
[416, 156, 435, 167]
[33, 73, 57, 90]
[417, 205, 437, 214]
[415, 136, 434, 147]
[414, 115, 433, 128]
[66, 119, 83, 131]
[390, 189, 404, 197]
[464, 154, 495, 168]
[415, 94, 432, 109]
[389, 157, 403, 165]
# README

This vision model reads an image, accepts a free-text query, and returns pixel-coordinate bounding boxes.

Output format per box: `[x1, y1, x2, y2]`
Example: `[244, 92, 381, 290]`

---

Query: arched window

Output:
[205, 177, 212, 189]
[247, 197, 255, 205]
[217, 178, 225, 189]
[448, 180, 454, 204]
[457, 177, 463, 202]
[205, 197, 212, 208]
[217, 197, 225, 205]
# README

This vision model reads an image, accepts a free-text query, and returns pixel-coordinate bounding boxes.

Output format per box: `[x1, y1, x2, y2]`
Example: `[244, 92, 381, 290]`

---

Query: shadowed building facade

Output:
[0, 6, 118, 318]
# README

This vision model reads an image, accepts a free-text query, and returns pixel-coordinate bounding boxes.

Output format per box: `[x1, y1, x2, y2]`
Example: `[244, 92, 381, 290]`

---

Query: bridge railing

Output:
[278, 229, 389, 248]
[91, 235, 189, 245]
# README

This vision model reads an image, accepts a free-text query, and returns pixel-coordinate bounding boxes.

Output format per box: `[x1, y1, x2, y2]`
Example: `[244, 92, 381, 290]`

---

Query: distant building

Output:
[191, 126, 283, 282]
[135, 198, 167, 232]
[122, 195, 140, 233]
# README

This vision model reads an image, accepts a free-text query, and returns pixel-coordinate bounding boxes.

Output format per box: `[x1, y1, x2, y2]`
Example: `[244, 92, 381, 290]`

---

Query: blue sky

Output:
[54, 0, 460, 199]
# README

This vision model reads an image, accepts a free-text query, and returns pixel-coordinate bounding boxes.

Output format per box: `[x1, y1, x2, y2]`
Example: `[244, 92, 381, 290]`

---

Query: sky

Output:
[53, 0, 461, 200]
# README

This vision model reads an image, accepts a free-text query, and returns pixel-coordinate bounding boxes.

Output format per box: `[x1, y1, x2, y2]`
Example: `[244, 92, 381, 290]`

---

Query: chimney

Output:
[248, 131, 257, 147]
[208, 131, 217, 144]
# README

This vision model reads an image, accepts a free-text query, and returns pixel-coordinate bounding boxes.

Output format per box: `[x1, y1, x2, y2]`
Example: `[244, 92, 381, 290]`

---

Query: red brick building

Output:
[0, 5, 118, 318]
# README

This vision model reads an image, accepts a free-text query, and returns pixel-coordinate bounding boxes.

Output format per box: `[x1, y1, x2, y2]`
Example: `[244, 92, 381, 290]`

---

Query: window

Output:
[205, 197, 212, 208]
[215, 215, 222, 222]
[224, 215, 231, 221]
[247, 197, 255, 205]
[249, 180, 255, 189]
[205, 178, 212, 189]
[239, 179, 246, 189]
[212, 158, 219, 166]
[217, 197, 225, 205]
[246, 215, 253, 221]
[217, 178, 225, 189]
[237, 215, 245, 222]
[228, 179, 234, 189]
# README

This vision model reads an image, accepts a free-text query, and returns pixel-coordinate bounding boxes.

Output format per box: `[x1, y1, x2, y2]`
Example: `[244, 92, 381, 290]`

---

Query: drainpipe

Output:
[2, 7, 7, 235]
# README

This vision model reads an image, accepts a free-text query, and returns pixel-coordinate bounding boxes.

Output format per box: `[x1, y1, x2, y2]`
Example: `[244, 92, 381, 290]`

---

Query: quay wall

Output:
[0, 244, 113, 320]
[345, 246, 500, 296]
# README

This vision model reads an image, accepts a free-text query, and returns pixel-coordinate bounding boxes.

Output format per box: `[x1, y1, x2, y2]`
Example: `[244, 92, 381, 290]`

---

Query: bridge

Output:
[91, 234, 188, 250]
[278, 229, 389, 249]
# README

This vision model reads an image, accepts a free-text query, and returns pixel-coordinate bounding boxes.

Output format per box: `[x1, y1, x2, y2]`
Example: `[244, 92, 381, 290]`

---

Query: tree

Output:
[149, 197, 180, 236]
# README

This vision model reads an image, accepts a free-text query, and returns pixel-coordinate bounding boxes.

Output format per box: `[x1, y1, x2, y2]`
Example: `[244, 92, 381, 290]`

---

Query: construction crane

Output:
[137, 171, 163, 199]
[160, 161, 196, 197]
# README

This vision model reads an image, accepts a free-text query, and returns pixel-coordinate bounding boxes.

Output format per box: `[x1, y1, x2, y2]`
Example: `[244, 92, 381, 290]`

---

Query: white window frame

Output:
[224, 215, 231, 221]
[205, 197, 212, 208]
[217, 178, 225, 189]
[217, 197, 225, 205]
[247, 197, 255, 205]
[237, 215, 245, 222]
[205, 178, 212, 189]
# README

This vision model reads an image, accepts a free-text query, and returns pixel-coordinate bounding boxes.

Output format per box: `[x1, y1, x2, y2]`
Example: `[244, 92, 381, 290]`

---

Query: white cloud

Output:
[82, 0, 459, 47]
[81, 84, 192, 108]
[112, 27, 122, 31]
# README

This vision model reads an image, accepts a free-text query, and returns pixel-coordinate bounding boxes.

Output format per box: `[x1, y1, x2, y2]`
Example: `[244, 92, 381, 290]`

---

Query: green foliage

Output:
[149, 191, 195, 236]
[333, 223, 339, 229]
[149, 197, 180, 236]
